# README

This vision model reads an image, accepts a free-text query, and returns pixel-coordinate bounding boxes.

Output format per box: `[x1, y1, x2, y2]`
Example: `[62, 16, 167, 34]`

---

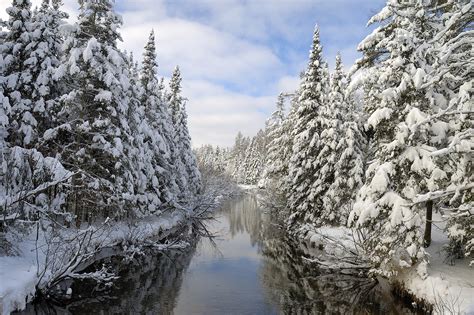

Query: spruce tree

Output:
[229, 132, 247, 182]
[306, 56, 342, 225]
[0, 0, 36, 147]
[323, 54, 366, 225]
[424, 1, 473, 263]
[177, 102, 202, 195]
[26, 0, 68, 145]
[348, 1, 444, 274]
[140, 30, 178, 211]
[263, 93, 286, 189]
[124, 51, 148, 212]
[52, 0, 134, 221]
[287, 26, 327, 226]
[241, 129, 266, 185]
[168, 66, 191, 198]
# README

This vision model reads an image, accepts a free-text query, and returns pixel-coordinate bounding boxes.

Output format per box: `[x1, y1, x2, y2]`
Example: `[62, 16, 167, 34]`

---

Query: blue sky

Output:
[0, 0, 386, 147]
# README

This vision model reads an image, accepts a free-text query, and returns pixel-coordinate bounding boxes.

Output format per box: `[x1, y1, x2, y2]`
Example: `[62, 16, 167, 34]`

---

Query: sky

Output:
[0, 0, 386, 147]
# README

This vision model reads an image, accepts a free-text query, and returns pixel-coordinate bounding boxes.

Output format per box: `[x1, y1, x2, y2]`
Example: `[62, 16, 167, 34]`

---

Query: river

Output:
[16, 193, 418, 314]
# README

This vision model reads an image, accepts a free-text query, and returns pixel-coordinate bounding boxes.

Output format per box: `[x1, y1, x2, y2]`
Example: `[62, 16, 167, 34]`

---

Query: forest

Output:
[1, 0, 473, 314]
[0, 0, 215, 313]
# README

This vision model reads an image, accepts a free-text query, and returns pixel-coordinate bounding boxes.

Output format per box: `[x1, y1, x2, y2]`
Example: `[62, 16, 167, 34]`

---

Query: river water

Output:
[17, 193, 417, 314]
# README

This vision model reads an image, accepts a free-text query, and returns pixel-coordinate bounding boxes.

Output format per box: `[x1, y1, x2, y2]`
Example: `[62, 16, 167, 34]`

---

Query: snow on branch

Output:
[410, 183, 474, 206]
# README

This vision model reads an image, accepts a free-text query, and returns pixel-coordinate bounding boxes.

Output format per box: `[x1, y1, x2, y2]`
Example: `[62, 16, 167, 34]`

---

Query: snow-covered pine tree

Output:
[0, 0, 74, 223]
[0, 87, 8, 155]
[122, 51, 149, 213]
[52, 0, 135, 221]
[24, 0, 68, 145]
[0, 0, 37, 147]
[306, 56, 343, 225]
[419, 1, 473, 263]
[348, 1, 445, 275]
[323, 54, 366, 225]
[0, 12, 12, 158]
[241, 129, 266, 185]
[158, 77, 167, 104]
[168, 66, 198, 199]
[262, 93, 286, 188]
[321, 60, 330, 97]
[213, 146, 228, 174]
[276, 92, 300, 194]
[0, 68, 10, 221]
[195, 144, 213, 172]
[194, 144, 229, 176]
[287, 25, 327, 226]
[241, 137, 257, 185]
[140, 30, 178, 212]
[177, 102, 202, 195]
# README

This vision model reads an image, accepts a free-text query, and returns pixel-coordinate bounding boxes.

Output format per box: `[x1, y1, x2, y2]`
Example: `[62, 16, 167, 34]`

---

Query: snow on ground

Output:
[398, 213, 474, 314]
[296, 220, 474, 314]
[0, 257, 37, 314]
[0, 210, 186, 315]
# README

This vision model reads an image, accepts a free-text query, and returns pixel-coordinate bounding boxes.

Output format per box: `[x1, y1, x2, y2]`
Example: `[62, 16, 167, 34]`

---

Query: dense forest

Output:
[0, 0, 201, 226]
[0, 1, 208, 311]
[195, 0, 473, 277]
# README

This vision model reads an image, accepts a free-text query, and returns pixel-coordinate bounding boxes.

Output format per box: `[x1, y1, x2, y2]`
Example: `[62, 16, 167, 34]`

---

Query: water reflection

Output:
[16, 194, 417, 314]
[174, 194, 416, 314]
[15, 243, 197, 315]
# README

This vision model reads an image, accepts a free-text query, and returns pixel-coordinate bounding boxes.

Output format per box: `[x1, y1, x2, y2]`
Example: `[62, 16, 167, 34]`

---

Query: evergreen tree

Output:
[177, 102, 201, 195]
[229, 131, 248, 182]
[287, 25, 327, 226]
[323, 54, 366, 225]
[348, 1, 444, 275]
[306, 56, 342, 225]
[423, 1, 473, 263]
[0, 0, 205, 226]
[0, 0, 36, 147]
[168, 66, 200, 198]
[263, 93, 287, 188]
[0, 0, 73, 222]
[241, 129, 266, 185]
[26, 0, 67, 144]
[140, 30, 178, 211]
[52, 0, 135, 221]
[124, 51, 148, 212]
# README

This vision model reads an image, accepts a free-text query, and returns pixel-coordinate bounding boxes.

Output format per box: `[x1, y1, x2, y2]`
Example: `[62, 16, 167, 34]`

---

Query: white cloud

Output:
[182, 79, 275, 147]
[120, 18, 282, 89]
[276, 76, 300, 94]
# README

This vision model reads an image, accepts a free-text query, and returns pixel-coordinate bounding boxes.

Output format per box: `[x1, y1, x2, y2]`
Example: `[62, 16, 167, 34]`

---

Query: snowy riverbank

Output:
[0, 210, 188, 314]
[396, 214, 474, 314]
[0, 179, 241, 314]
[295, 222, 474, 314]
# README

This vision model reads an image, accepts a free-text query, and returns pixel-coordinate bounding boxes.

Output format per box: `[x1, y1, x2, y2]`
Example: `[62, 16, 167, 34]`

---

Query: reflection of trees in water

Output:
[226, 195, 264, 247]
[15, 240, 197, 315]
[235, 194, 416, 315]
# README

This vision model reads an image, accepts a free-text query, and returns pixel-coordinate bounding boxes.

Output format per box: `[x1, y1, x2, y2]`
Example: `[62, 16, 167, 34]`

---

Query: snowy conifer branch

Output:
[409, 183, 474, 206]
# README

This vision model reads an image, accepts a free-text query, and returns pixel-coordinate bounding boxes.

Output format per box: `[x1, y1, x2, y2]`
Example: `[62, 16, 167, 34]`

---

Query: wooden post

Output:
[423, 200, 433, 248]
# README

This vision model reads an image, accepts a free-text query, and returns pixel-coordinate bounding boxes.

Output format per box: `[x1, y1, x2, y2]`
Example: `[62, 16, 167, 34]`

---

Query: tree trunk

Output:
[423, 200, 433, 248]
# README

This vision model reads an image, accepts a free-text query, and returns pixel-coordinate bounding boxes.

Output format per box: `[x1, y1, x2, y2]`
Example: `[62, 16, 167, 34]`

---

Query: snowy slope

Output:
[398, 214, 474, 314]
